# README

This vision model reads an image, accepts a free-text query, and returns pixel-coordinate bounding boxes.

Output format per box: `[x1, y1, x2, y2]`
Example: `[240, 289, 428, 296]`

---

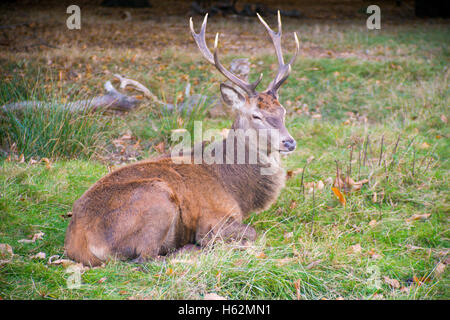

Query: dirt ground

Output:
[0, 0, 419, 54]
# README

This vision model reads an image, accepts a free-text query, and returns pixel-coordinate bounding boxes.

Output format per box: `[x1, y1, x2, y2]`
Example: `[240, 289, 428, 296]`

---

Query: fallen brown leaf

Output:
[399, 286, 410, 294]
[233, 259, 246, 266]
[0, 243, 14, 264]
[18, 232, 45, 244]
[435, 262, 446, 277]
[284, 232, 293, 240]
[294, 279, 301, 300]
[30, 252, 46, 260]
[98, 277, 107, 283]
[41, 158, 52, 169]
[305, 259, 322, 269]
[368, 220, 378, 228]
[331, 187, 346, 206]
[48, 255, 76, 267]
[166, 267, 174, 275]
[367, 249, 382, 260]
[120, 132, 133, 140]
[334, 175, 368, 193]
[304, 181, 314, 192]
[276, 257, 296, 266]
[204, 293, 226, 300]
[349, 243, 362, 254]
[112, 139, 125, 148]
[255, 252, 267, 259]
[286, 167, 303, 179]
[289, 201, 297, 210]
[304, 180, 325, 194]
[128, 295, 152, 300]
[372, 293, 384, 300]
[49, 259, 75, 267]
[154, 141, 165, 154]
[0, 243, 12, 253]
[437, 249, 450, 259]
[351, 179, 369, 191]
[412, 275, 431, 285]
[406, 213, 431, 223]
[372, 192, 377, 203]
[292, 245, 302, 259]
[383, 276, 400, 289]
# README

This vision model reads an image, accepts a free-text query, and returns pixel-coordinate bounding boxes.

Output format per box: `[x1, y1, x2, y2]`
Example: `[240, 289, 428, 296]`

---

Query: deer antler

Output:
[257, 10, 299, 95]
[190, 14, 263, 97]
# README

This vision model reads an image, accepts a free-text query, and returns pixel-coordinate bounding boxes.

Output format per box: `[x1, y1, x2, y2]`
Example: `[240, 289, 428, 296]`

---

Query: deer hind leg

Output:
[169, 244, 202, 257]
[196, 217, 257, 247]
[108, 179, 183, 263]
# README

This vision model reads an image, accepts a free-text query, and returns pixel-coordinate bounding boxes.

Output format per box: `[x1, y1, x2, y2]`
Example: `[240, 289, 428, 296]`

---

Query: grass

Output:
[0, 71, 110, 160]
[0, 8, 449, 300]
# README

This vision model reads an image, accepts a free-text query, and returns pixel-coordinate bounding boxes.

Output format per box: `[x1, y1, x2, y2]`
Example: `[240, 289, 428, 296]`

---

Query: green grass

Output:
[0, 17, 449, 300]
[0, 120, 447, 299]
[0, 72, 110, 160]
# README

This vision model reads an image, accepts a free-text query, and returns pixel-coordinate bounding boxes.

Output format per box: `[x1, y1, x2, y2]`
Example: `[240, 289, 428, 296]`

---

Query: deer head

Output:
[190, 11, 299, 155]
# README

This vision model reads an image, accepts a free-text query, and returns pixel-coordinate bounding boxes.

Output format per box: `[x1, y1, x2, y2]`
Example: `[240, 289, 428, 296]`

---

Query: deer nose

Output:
[283, 138, 296, 151]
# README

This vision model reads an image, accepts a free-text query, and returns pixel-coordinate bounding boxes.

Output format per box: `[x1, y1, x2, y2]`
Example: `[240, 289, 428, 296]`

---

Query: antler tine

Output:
[257, 11, 284, 66]
[271, 32, 299, 93]
[189, 14, 214, 64]
[213, 33, 263, 96]
[190, 14, 262, 97]
[257, 11, 300, 94]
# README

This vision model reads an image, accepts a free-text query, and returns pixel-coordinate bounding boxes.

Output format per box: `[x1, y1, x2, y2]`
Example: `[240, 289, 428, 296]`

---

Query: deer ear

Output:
[220, 83, 246, 111]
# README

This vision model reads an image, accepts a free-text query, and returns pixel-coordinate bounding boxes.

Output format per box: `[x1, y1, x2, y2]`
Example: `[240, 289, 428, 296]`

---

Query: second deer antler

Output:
[190, 14, 262, 97]
[190, 11, 299, 97]
[257, 10, 299, 95]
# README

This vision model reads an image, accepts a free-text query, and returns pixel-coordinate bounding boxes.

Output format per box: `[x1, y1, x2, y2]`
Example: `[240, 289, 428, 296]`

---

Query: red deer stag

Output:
[64, 11, 299, 266]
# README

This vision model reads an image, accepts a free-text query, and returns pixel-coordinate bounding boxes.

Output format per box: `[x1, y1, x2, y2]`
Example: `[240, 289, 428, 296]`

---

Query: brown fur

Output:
[64, 106, 291, 266]
[65, 58, 295, 268]
[65, 144, 284, 266]
[257, 93, 281, 112]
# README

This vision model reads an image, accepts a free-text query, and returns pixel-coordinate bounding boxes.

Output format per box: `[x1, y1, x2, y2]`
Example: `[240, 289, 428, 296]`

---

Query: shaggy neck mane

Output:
[206, 134, 284, 215]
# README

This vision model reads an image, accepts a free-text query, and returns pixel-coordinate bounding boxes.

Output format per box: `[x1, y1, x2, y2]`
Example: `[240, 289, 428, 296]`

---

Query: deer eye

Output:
[252, 114, 262, 121]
